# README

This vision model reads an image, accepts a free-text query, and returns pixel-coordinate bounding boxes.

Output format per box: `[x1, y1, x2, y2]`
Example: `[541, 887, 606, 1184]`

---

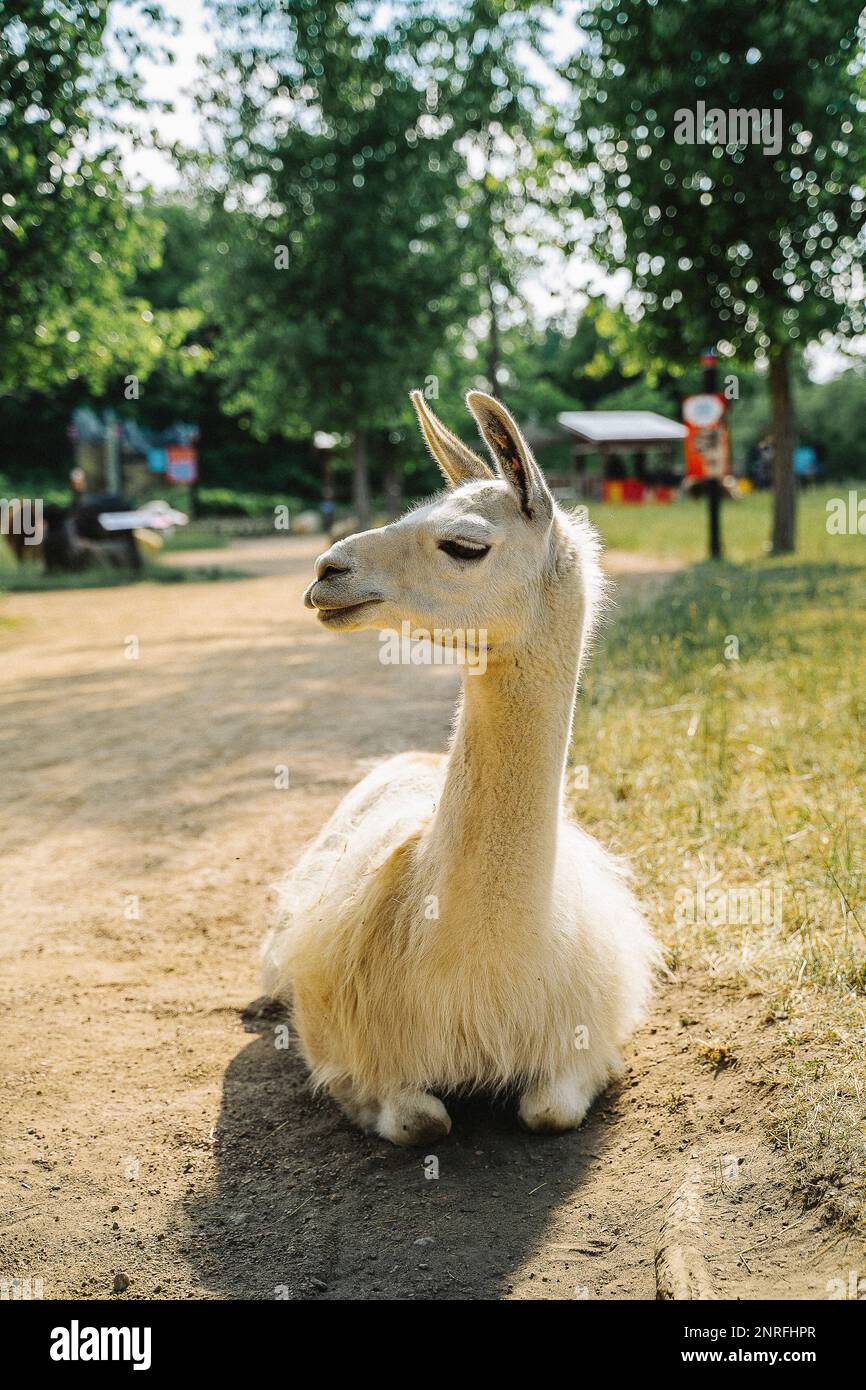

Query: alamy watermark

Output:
[674, 880, 784, 930]
[0, 497, 44, 546]
[2, 1275, 43, 1299]
[673, 102, 782, 157]
[826, 491, 866, 535]
[379, 621, 488, 676]
[826, 1269, 866, 1300]
[50, 1323, 151, 1370]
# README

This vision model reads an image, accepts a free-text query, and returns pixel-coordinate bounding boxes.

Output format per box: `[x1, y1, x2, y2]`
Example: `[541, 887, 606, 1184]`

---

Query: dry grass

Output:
[570, 486, 866, 1227]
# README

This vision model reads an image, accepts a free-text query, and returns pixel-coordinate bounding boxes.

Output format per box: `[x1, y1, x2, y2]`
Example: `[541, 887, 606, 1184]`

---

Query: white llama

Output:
[262, 390, 657, 1145]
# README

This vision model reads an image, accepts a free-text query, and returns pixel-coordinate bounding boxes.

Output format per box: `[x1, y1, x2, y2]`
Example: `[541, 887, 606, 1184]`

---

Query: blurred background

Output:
[2, 0, 865, 576]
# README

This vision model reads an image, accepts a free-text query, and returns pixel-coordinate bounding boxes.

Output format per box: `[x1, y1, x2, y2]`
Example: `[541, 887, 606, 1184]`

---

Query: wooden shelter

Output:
[554, 410, 687, 502]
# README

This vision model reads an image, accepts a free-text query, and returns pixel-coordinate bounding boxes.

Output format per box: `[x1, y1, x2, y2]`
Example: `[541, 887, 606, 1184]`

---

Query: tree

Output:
[561, 0, 866, 552]
[419, 0, 549, 393]
[0, 1, 192, 395]
[196, 0, 482, 527]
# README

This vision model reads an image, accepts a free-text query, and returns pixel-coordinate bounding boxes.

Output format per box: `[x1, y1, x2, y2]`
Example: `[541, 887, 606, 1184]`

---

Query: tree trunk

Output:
[319, 442, 334, 535]
[352, 428, 372, 531]
[769, 346, 796, 554]
[481, 133, 501, 395]
[320, 445, 332, 499]
[486, 267, 500, 394]
[383, 435, 402, 520]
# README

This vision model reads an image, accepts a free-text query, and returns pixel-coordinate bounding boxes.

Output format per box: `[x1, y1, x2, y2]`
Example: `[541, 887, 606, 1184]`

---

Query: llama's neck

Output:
[424, 564, 584, 939]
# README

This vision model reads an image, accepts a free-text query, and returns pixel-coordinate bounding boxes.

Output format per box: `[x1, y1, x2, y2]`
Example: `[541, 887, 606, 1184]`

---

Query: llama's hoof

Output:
[376, 1092, 451, 1147]
[518, 1079, 592, 1134]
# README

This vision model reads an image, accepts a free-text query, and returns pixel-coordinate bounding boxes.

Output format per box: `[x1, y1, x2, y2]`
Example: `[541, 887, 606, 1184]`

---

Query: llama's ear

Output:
[465, 391, 552, 520]
[410, 390, 495, 487]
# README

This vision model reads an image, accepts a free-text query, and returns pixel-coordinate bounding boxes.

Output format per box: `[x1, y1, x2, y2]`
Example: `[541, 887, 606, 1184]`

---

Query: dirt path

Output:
[1, 538, 858, 1301]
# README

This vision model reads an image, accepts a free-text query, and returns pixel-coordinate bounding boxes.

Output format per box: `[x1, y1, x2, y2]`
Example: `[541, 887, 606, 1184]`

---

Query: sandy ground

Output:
[1, 536, 861, 1301]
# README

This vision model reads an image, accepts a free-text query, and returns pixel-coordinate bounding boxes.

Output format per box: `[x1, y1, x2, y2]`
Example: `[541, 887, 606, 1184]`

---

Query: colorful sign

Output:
[682, 393, 730, 480]
[165, 446, 198, 485]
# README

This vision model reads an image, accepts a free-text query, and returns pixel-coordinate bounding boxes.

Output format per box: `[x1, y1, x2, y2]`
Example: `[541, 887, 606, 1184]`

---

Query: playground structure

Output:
[4, 409, 192, 574]
[59, 408, 193, 570]
[68, 408, 199, 499]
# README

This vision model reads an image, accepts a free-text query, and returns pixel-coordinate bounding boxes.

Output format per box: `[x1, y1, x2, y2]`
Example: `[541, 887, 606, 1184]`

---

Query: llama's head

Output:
[304, 391, 600, 657]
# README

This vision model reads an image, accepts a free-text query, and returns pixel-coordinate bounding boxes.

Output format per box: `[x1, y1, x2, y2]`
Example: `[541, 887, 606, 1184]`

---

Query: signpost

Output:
[682, 350, 731, 559]
[165, 446, 198, 485]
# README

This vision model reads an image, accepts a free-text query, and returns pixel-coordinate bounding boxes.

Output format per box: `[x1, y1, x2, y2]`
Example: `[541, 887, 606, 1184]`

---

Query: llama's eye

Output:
[438, 539, 491, 562]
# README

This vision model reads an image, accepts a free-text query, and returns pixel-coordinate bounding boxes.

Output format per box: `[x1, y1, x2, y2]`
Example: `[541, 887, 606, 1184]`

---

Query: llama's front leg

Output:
[518, 1067, 602, 1134]
[375, 1088, 451, 1147]
[327, 1078, 381, 1134]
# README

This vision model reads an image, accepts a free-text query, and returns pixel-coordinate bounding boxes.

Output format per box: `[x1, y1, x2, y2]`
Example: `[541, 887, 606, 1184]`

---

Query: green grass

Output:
[572, 487, 866, 1227]
[0, 555, 248, 593]
[0, 514, 244, 591]
[588, 485, 864, 565]
[160, 529, 229, 552]
[196, 487, 306, 518]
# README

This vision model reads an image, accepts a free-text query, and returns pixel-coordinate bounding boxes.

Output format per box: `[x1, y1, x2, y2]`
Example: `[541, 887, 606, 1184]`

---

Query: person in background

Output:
[320, 494, 337, 536]
[754, 435, 774, 490]
[793, 441, 820, 487]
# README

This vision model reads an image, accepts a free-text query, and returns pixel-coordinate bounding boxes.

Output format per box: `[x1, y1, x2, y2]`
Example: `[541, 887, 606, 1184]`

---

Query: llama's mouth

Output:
[316, 598, 383, 626]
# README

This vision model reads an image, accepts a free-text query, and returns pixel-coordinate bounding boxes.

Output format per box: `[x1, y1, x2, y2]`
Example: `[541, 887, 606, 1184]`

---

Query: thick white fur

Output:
[262, 391, 658, 1145]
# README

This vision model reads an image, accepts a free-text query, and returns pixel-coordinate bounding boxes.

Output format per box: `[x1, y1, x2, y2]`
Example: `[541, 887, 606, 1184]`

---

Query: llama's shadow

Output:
[183, 1000, 618, 1300]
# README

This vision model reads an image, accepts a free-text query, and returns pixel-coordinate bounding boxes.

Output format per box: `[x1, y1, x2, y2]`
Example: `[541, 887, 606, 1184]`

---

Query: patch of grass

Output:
[0, 557, 248, 593]
[196, 487, 306, 518]
[695, 1039, 738, 1070]
[0, 519, 233, 592]
[161, 530, 229, 552]
[767, 1037, 866, 1230]
[572, 493, 866, 1227]
[588, 485, 864, 566]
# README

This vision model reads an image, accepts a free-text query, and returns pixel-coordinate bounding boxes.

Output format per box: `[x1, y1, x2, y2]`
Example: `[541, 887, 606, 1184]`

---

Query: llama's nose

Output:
[317, 558, 351, 582]
[304, 545, 355, 607]
[314, 548, 353, 582]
